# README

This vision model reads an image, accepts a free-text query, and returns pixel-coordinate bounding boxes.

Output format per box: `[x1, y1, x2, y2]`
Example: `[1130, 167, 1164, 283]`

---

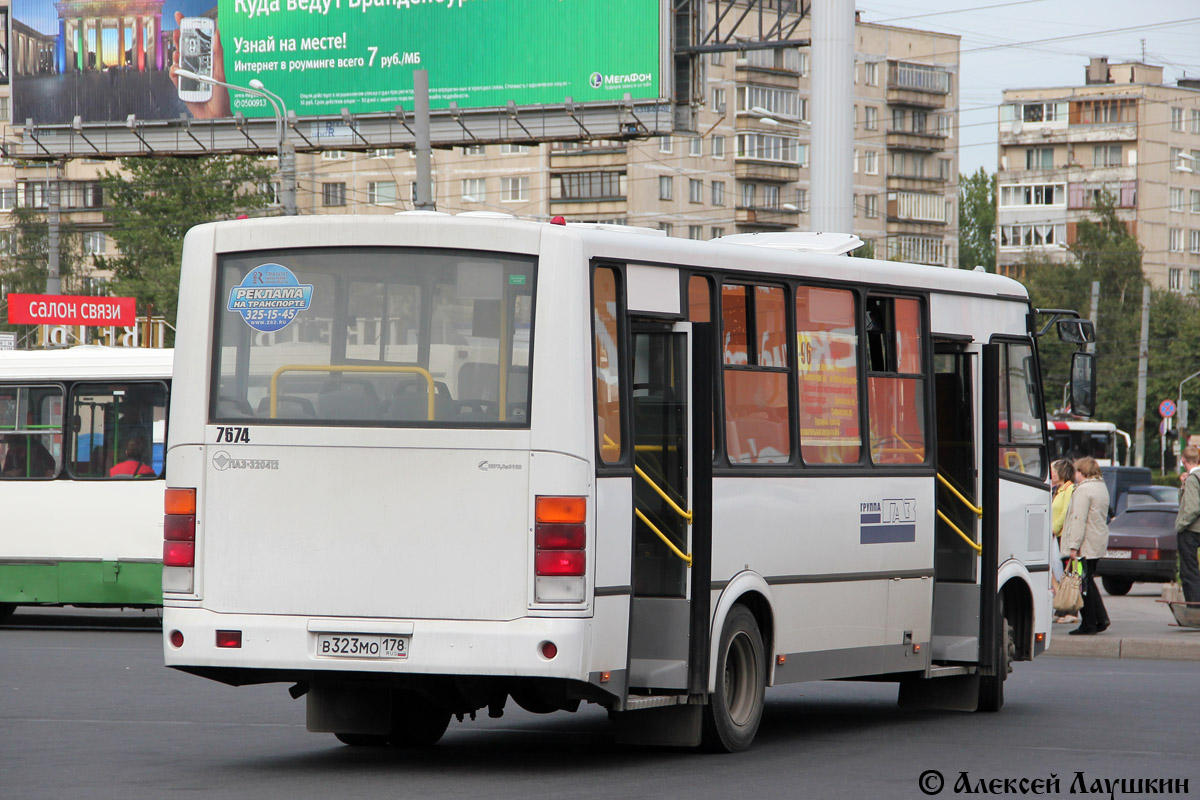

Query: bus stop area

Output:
[1046, 586, 1200, 660]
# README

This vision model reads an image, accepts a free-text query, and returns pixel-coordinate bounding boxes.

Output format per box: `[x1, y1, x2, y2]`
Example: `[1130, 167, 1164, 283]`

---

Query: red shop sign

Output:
[7, 294, 136, 326]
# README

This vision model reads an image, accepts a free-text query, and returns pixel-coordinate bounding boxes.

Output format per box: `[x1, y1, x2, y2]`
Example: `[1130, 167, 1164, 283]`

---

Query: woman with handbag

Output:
[1060, 456, 1112, 635]
[1050, 459, 1077, 624]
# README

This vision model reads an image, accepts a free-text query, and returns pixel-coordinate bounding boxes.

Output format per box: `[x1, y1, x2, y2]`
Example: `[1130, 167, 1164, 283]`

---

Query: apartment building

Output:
[0, 8, 962, 296]
[996, 58, 1200, 290]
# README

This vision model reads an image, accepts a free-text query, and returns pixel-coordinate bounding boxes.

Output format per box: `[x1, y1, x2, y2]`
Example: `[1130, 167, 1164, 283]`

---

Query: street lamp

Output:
[749, 106, 811, 130]
[174, 69, 297, 216]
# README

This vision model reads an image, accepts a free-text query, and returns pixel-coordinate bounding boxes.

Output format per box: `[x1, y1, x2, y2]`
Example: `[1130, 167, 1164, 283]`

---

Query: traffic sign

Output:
[1160, 399, 1177, 418]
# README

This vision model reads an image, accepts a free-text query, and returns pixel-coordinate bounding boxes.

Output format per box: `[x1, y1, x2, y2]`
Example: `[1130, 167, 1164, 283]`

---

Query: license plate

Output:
[315, 633, 409, 659]
[1104, 549, 1132, 559]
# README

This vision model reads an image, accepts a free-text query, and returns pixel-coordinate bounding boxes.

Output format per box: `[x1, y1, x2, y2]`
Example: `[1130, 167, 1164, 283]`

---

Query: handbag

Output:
[1053, 568, 1084, 613]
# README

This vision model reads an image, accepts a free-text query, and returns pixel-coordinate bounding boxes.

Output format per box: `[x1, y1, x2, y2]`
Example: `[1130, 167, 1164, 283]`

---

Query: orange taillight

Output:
[165, 488, 196, 515]
[535, 496, 586, 524]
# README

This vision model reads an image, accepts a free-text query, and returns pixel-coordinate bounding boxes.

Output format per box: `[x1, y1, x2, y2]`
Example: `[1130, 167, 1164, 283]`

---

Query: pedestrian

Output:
[1061, 455, 1111, 635]
[1050, 458, 1077, 624]
[1174, 446, 1200, 604]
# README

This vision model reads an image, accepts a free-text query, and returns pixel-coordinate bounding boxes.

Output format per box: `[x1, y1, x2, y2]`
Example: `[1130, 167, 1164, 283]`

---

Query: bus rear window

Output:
[211, 247, 535, 427]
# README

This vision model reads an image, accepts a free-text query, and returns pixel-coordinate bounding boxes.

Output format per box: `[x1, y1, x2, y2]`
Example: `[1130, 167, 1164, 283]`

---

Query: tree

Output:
[0, 205, 87, 340]
[97, 156, 274, 329]
[958, 168, 996, 272]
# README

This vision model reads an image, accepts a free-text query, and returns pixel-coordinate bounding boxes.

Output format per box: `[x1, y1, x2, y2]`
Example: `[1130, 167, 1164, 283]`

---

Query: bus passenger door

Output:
[626, 322, 710, 693]
[931, 344, 982, 662]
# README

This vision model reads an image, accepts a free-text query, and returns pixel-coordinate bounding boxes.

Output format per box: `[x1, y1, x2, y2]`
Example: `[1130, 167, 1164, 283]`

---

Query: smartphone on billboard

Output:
[178, 17, 215, 103]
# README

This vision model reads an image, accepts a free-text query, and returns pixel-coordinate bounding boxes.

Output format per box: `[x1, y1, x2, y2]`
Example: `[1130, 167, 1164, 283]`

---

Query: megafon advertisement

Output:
[11, 0, 662, 126]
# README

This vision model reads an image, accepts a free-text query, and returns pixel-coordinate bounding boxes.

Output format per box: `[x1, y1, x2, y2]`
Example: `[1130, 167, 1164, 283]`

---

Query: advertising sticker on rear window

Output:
[227, 263, 314, 333]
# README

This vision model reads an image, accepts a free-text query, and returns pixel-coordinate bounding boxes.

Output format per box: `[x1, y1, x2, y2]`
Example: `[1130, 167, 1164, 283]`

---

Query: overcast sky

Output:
[856, 0, 1200, 175]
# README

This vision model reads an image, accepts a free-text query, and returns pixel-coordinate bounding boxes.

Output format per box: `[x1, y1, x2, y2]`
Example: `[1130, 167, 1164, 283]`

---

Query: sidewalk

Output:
[1044, 584, 1200, 660]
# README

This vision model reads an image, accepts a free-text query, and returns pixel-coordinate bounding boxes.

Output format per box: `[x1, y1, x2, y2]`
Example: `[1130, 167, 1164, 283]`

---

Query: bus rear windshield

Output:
[211, 247, 535, 427]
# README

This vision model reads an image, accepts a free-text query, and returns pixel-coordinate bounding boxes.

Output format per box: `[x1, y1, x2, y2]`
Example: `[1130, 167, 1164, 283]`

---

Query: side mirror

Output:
[1057, 318, 1095, 345]
[1070, 351, 1096, 418]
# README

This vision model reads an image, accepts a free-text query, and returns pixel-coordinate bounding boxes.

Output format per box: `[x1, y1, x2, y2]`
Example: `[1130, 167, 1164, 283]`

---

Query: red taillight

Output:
[163, 540, 195, 567]
[216, 630, 242, 648]
[536, 523, 585, 549]
[1132, 549, 1162, 560]
[536, 550, 586, 576]
[164, 515, 196, 541]
[169, 630, 185, 648]
[541, 641, 558, 659]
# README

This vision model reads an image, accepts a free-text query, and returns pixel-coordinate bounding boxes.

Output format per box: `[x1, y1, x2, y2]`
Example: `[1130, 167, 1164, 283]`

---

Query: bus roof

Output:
[190, 214, 1031, 304]
[0, 346, 173, 380]
[1048, 420, 1118, 432]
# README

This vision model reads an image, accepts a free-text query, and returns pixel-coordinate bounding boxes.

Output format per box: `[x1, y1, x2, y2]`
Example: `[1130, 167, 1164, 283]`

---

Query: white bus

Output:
[0, 346, 172, 619]
[1047, 419, 1129, 466]
[162, 215, 1093, 751]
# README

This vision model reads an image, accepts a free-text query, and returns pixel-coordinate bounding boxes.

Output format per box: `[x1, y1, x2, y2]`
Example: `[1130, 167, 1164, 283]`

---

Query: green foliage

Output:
[97, 156, 274, 328]
[850, 239, 876, 259]
[1022, 193, 1200, 469]
[0, 205, 88, 340]
[958, 168, 996, 272]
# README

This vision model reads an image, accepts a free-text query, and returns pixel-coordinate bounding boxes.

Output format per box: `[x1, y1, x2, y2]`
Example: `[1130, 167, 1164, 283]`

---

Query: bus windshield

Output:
[211, 247, 536, 426]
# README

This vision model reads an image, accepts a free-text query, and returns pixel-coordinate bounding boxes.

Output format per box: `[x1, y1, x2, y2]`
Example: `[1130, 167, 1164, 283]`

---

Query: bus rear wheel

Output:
[387, 691, 451, 747]
[977, 615, 1013, 713]
[702, 604, 765, 752]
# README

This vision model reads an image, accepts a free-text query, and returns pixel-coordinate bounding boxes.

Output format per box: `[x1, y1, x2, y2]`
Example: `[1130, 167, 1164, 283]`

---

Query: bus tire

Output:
[977, 614, 1013, 713]
[0, 603, 16, 622]
[387, 692, 451, 748]
[702, 604, 765, 752]
[334, 733, 388, 747]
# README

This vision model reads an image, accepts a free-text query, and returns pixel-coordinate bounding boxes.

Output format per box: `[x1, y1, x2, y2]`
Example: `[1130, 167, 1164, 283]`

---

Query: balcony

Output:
[886, 61, 952, 109]
[998, 122, 1137, 147]
[734, 160, 799, 183]
[735, 206, 799, 230]
[548, 145, 628, 170]
[885, 129, 949, 153]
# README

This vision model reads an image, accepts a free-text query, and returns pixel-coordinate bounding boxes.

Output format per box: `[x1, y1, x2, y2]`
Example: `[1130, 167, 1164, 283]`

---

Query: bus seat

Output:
[385, 380, 454, 422]
[458, 362, 499, 402]
[216, 395, 254, 418]
[317, 379, 382, 421]
[256, 395, 317, 419]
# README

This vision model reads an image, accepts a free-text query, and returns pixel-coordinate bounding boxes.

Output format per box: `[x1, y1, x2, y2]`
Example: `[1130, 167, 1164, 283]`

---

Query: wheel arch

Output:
[709, 572, 776, 692]
[997, 561, 1035, 662]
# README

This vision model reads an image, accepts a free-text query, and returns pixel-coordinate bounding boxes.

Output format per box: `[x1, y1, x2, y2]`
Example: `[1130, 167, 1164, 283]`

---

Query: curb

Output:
[1045, 635, 1200, 661]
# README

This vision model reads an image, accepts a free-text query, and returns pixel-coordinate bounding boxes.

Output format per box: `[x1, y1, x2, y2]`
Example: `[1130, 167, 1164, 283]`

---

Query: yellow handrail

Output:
[937, 472, 983, 518]
[1005, 450, 1025, 471]
[270, 364, 435, 420]
[634, 465, 693, 524]
[936, 508, 983, 553]
[635, 508, 693, 566]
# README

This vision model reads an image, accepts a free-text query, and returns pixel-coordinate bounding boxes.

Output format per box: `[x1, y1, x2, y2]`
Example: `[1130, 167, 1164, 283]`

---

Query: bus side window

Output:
[0, 385, 63, 479]
[997, 340, 1046, 478]
[867, 296, 926, 465]
[796, 286, 861, 465]
[68, 383, 169, 479]
[593, 267, 624, 464]
[722, 283, 791, 465]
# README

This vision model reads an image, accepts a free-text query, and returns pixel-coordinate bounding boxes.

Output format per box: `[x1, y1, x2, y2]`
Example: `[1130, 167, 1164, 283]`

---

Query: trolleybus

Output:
[0, 346, 172, 618]
[162, 214, 1093, 751]
[1047, 419, 1129, 466]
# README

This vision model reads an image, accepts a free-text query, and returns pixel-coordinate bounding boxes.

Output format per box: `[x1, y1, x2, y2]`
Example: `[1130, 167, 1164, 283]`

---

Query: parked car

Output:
[1112, 484, 1180, 516]
[1099, 465, 1154, 521]
[1095, 501, 1179, 596]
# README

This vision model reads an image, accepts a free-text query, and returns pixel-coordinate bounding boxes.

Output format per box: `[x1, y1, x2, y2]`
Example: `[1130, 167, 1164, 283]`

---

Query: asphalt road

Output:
[2, 619, 1197, 800]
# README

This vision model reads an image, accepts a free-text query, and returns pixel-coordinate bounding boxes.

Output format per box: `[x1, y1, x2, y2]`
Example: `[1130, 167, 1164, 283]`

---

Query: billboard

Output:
[12, 0, 663, 126]
[7, 294, 137, 326]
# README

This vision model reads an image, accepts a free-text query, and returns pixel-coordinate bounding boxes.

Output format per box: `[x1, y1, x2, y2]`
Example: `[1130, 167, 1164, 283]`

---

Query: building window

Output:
[796, 188, 809, 213]
[763, 185, 780, 209]
[1170, 228, 1184, 252]
[368, 148, 395, 158]
[687, 137, 702, 158]
[712, 88, 726, 113]
[1171, 188, 1185, 212]
[1190, 230, 1200, 254]
[887, 236, 945, 265]
[798, 144, 809, 168]
[712, 181, 726, 206]
[1192, 109, 1200, 135]
[500, 143, 529, 155]
[712, 227, 725, 238]
[368, 180, 397, 205]
[659, 136, 672, 154]
[865, 194, 878, 218]
[1093, 145, 1122, 168]
[736, 133, 799, 164]
[322, 150, 346, 160]
[0, 188, 15, 211]
[892, 108, 905, 131]
[1192, 270, 1200, 293]
[1172, 107, 1184, 132]
[999, 184, 1066, 207]
[938, 158, 952, 181]
[710, 51, 724, 66]
[738, 85, 801, 119]
[1192, 189, 1200, 213]
[1026, 147, 1053, 170]
[896, 191, 947, 222]
[688, 225, 704, 240]
[659, 176, 673, 201]
[864, 105, 877, 130]
[712, 135, 725, 159]
[500, 177, 529, 202]
[999, 223, 1065, 248]
[864, 62, 878, 86]
[1171, 147, 1193, 171]
[1071, 99, 1134, 123]
[321, 182, 346, 206]
[83, 231, 106, 255]
[1169, 268, 1183, 291]
[912, 110, 927, 134]
[554, 171, 624, 201]
[462, 145, 485, 156]
[797, 51, 809, 77]
[938, 114, 952, 138]
[689, 178, 703, 203]
[657, 222, 673, 236]
[462, 178, 486, 203]
[864, 150, 878, 175]
[740, 183, 756, 208]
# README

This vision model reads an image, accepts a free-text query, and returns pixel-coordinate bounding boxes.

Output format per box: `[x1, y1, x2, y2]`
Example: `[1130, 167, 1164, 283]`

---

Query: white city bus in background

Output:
[0, 346, 171, 619]
[1047, 419, 1129, 467]
[162, 214, 1092, 751]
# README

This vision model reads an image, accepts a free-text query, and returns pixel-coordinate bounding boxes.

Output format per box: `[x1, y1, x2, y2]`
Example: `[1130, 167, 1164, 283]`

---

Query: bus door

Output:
[931, 343, 982, 662]
[626, 322, 712, 693]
